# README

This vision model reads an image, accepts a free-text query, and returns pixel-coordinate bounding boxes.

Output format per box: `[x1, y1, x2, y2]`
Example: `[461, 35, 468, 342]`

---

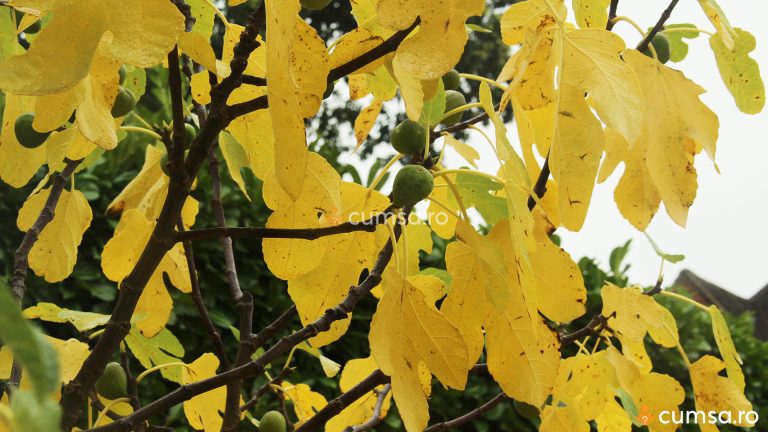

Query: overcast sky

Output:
[341, 2, 768, 298]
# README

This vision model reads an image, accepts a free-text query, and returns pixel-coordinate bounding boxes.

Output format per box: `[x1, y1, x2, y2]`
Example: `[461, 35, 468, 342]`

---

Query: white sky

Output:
[340, 1, 768, 298]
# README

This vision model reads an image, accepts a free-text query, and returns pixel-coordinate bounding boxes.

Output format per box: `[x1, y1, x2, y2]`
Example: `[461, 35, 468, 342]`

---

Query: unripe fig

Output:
[441, 69, 461, 91]
[95, 362, 128, 400]
[184, 123, 196, 148]
[392, 165, 434, 208]
[300, 0, 331, 10]
[259, 410, 286, 432]
[14, 113, 50, 148]
[391, 119, 425, 155]
[111, 87, 137, 118]
[118, 65, 127, 85]
[159, 153, 170, 177]
[641, 33, 671, 64]
[442, 90, 466, 126]
[514, 400, 540, 419]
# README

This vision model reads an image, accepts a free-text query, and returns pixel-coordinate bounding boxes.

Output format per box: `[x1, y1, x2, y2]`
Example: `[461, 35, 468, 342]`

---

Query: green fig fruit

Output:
[514, 400, 540, 419]
[442, 90, 466, 127]
[95, 362, 128, 400]
[184, 123, 196, 148]
[118, 65, 127, 85]
[259, 410, 286, 432]
[441, 69, 461, 92]
[300, 0, 331, 10]
[641, 33, 671, 64]
[391, 119, 426, 155]
[392, 165, 434, 208]
[14, 113, 50, 149]
[111, 87, 137, 118]
[159, 153, 170, 177]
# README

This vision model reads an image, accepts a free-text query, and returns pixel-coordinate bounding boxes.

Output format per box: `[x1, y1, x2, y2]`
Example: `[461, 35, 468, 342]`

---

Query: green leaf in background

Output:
[23, 302, 110, 332]
[219, 131, 252, 200]
[419, 267, 452, 288]
[643, 233, 685, 264]
[8, 391, 61, 432]
[420, 79, 446, 128]
[709, 28, 766, 115]
[0, 281, 59, 398]
[608, 240, 631, 276]
[125, 326, 184, 383]
[451, 172, 508, 226]
[661, 24, 699, 63]
[466, 23, 492, 33]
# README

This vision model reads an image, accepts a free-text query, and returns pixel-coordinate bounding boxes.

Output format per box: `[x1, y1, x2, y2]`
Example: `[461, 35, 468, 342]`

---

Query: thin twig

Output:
[527, 156, 550, 211]
[423, 393, 507, 431]
[177, 223, 231, 369]
[167, 46, 188, 183]
[176, 208, 394, 243]
[240, 367, 295, 413]
[636, 0, 680, 51]
[2, 159, 80, 399]
[241, 74, 267, 86]
[343, 383, 391, 432]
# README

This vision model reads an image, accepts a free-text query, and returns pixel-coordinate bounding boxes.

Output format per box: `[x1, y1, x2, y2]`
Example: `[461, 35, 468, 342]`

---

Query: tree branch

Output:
[176, 208, 393, 243]
[293, 371, 389, 432]
[527, 156, 550, 211]
[84, 208, 409, 432]
[226, 18, 420, 119]
[167, 46, 188, 184]
[239, 367, 294, 413]
[60, 3, 268, 428]
[1, 159, 81, 399]
[423, 393, 507, 431]
[606, 0, 620, 31]
[343, 383, 391, 432]
[241, 74, 267, 86]
[636, 0, 680, 51]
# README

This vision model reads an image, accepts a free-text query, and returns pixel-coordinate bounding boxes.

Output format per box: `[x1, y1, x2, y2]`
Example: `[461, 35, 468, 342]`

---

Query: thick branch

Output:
[294, 371, 389, 432]
[60, 4, 268, 428]
[167, 46, 188, 183]
[241, 74, 267, 86]
[85, 209, 407, 432]
[527, 156, 550, 211]
[606, 0, 620, 31]
[343, 383, 391, 432]
[423, 393, 507, 431]
[636, 0, 680, 51]
[176, 208, 393, 243]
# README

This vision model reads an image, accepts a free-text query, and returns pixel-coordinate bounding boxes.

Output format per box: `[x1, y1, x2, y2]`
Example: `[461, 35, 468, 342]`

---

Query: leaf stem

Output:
[458, 74, 508, 92]
[93, 398, 131, 428]
[437, 102, 483, 124]
[433, 168, 506, 186]
[119, 126, 161, 140]
[659, 291, 710, 312]
[135, 363, 190, 384]
[367, 154, 403, 192]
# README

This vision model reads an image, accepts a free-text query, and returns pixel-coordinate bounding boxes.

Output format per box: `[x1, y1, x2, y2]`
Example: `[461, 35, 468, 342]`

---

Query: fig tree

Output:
[392, 165, 434, 208]
[442, 90, 466, 127]
[111, 87, 137, 118]
[95, 362, 128, 400]
[14, 113, 50, 149]
[641, 33, 671, 64]
[300, 0, 331, 10]
[441, 69, 461, 91]
[391, 119, 426, 155]
[259, 410, 286, 432]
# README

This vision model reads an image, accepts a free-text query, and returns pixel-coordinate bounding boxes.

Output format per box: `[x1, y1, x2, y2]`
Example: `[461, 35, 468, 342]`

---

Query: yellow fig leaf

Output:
[45, 127, 97, 172]
[0, 93, 46, 188]
[17, 187, 92, 283]
[601, 283, 678, 348]
[288, 182, 389, 347]
[594, 399, 633, 432]
[540, 405, 589, 432]
[218, 131, 251, 200]
[281, 382, 328, 427]
[326, 356, 392, 432]
[426, 176, 459, 240]
[76, 72, 118, 150]
[226, 108, 275, 180]
[23, 303, 109, 332]
[124, 326, 184, 383]
[292, 18, 331, 118]
[709, 306, 745, 392]
[33, 86, 81, 133]
[612, 51, 719, 229]
[182, 353, 227, 432]
[550, 352, 615, 421]
[370, 269, 468, 431]
[389, 57, 424, 121]
[329, 28, 385, 74]
[377, 0, 484, 80]
[690, 355, 755, 431]
[443, 135, 479, 168]
[0, 337, 89, 389]
[606, 347, 685, 432]
[500, 0, 565, 45]
[442, 221, 560, 406]
[548, 83, 605, 230]
[179, 31, 218, 73]
[530, 218, 586, 323]
[697, 0, 736, 50]
[354, 98, 383, 148]
[573, 0, 610, 29]
[710, 28, 765, 115]
[0, 0, 184, 95]
[265, 0, 308, 200]
[262, 153, 341, 280]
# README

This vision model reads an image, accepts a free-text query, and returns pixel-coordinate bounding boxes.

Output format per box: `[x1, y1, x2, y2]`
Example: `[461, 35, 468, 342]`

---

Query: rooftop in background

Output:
[674, 270, 768, 340]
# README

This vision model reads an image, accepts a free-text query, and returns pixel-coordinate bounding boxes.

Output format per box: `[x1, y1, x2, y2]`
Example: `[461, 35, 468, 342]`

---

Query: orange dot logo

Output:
[637, 405, 652, 426]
